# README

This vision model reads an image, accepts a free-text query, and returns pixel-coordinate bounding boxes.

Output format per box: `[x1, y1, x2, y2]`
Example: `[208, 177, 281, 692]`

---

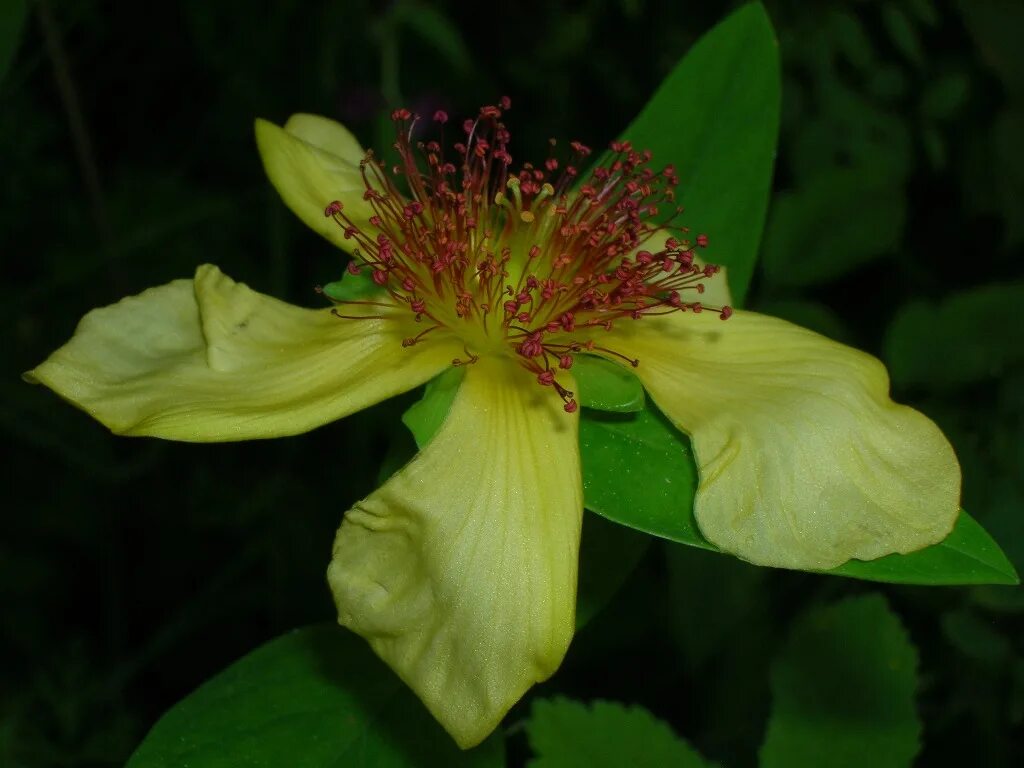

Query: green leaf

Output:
[579, 405, 711, 550]
[882, 5, 926, 69]
[762, 165, 906, 287]
[576, 512, 650, 630]
[614, 2, 780, 306]
[526, 697, 718, 768]
[580, 400, 1017, 585]
[760, 595, 921, 768]
[920, 71, 971, 121]
[884, 283, 1024, 390]
[321, 267, 386, 302]
[391, 0, 473, 77]
[0, 0, 26, 84]
[401, 366, 464, 448]
[573, 355, 644, 412]
[126, 625, 504, 767]
[828, 511, 1020, 586]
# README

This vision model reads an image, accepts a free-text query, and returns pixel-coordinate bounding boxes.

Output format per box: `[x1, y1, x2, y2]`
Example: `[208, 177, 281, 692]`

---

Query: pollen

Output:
[323, 99, 731, 411]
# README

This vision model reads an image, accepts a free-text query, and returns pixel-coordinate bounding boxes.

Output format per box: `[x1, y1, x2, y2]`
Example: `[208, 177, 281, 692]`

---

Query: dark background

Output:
[2, 0, 1022, 765]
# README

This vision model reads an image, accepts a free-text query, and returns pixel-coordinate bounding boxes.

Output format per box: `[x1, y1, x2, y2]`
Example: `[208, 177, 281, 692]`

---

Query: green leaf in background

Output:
[126, 625, 504, 768]
[579, 405, 710, 550]
[0, 0, 26, 84]
[760, 594, 921, 768]
[390, 0, 473, 77]
[573, 355, 645, 413]
[884, 283, 1024, 390]
[575, 512, 650, 630]
[829, 511, 1019, 586]
[526, 697, 718, 768]
[401, 365, 464, 448]
[615, 2, 780, 306]
[761, 165, 906, 287]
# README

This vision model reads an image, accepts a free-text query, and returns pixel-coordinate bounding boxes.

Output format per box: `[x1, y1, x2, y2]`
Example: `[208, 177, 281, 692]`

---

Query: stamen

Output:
[318, 99, 731, 411]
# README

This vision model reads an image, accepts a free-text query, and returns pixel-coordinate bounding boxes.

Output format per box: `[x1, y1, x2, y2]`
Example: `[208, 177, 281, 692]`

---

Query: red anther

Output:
[537, 370, 555, 386]
[517, 312, 531, 322]
[402, 338, 417, 347]
[720, 306, 733, 320]
[403, 202, 424, 218]
[480, 105, 502, 118]
[696, 233, 709, 247]
[368, 215, 382, 226]
[454, 142, 467, 154]
[499, 95, 512, 110]
[372, 269, 388, 286]
[463, 118, 475, 134]
[560, 312, 576, 332]
[343, 226, 357, 239]
[503, 300, 518, 314]
[570, 141, 592, 157]
[346, 261, 361, 275]
[703, 264, 719, 277]
[692, 302, 703, 313]
[433, 110, 449, 124]
[636, 250, 654, 265]
[563, 399, 578, 414]
[678, 251, 694, 267]
[391, 108, 412, 121]
[559, 355, 573, 370]
[411, 299, 426, 315]
[402, 277, 416, 291]
[528, 245, 541, 260]
[545, 158, 558, 172]
[696, 284, 705, 294]
[324, 200, 343, 217]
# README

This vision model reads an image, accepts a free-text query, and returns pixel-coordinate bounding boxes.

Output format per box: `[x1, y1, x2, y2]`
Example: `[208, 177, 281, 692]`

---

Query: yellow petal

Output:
[283, 113, 366, 166]
[26, 265, 459, 442]
[327, 358, 582, 747]
[254, 117, 373, 252]
[605, 310, 960, 570]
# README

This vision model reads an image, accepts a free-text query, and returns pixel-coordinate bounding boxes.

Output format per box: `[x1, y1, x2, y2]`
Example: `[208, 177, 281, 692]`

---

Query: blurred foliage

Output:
[2, 0, 1022, 766]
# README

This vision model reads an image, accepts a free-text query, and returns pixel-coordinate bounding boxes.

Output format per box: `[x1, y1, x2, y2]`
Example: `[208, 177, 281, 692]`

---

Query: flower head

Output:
[26, 103, 960, 749]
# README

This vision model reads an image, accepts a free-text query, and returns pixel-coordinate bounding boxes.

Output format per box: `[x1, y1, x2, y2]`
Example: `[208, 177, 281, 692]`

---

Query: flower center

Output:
[324, 98, 731, 412]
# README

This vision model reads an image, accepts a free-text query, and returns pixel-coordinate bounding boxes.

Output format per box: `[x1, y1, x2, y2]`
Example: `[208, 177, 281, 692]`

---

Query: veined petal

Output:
[255, 117, 373, 252]
[327, 358, 582, 748]
[283, 113, 366, 166]
[605, 310, 960, 570]
[27, 265, 459, 442]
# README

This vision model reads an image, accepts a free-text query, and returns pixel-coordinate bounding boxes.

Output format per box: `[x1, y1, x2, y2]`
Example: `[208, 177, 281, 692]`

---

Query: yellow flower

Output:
[26, 102, 960, 748]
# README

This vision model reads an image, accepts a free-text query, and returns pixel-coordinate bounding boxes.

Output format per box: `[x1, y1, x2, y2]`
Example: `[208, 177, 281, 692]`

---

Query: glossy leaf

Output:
[579, 403, 1018, 585]
[573, 355, 645, 412]
[829, 512, 1019, 586]
[760, 595, 921, 768]
[579, 406, 709, 549]
[126, 625, 504, 767]
[401, 365, 464, 448]
[613, 2, 780, 306]
[321, 266, 386, 302]
[526, 697, 718, 768]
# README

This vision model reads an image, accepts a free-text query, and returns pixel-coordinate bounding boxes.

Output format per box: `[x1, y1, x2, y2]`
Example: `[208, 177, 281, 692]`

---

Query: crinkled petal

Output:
[27, 264, 459, 442]
[604, 310, 960, 570]
[255, 116, 373, 253]
[327, 358, 582, 748]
